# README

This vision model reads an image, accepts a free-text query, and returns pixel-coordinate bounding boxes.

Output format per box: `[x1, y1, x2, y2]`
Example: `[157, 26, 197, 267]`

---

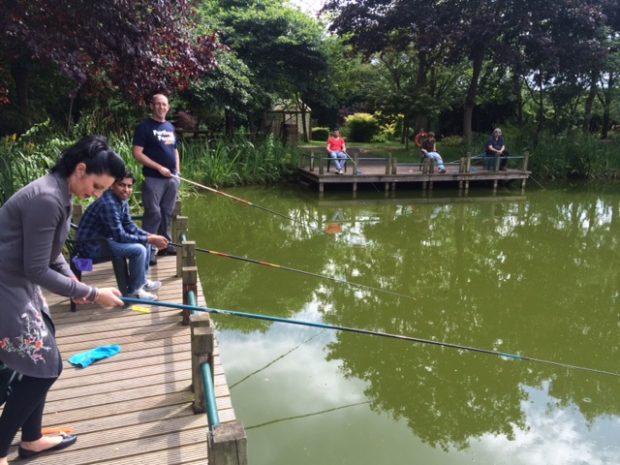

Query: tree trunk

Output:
[534, 74, 545, 146]
[511, 64, 523, 127]
[413, 49, 429, 130]
[600, 72, 615, 139]
[300, 100, 309, 143]
[463, 46, 485, 147]
[582, 70, 598, 133]
[224, 109, 234, 138]
[10, 59, 30, 127]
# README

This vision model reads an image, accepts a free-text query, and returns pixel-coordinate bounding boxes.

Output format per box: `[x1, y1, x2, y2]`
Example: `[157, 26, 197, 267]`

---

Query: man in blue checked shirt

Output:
[77, 171, 169, 300]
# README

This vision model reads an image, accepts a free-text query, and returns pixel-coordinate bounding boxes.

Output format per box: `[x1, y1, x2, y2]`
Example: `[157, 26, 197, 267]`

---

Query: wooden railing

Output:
[172, 203, 248, 465]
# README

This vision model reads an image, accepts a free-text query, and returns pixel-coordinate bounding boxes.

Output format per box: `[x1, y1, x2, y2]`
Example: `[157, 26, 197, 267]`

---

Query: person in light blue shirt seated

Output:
[421, 132, 447, 173]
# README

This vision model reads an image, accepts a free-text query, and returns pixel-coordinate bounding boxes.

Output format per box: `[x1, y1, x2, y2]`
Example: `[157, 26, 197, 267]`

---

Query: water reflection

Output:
[185, 185, 620, 464]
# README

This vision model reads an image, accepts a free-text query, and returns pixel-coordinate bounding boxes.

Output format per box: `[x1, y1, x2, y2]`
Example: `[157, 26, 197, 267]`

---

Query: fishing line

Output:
[170, 242, 415, 301]
[176, 175, 322, 231]
[245, 401, 371, 430]
[229, 330, 326, 389]
[123, 297, 620, 378]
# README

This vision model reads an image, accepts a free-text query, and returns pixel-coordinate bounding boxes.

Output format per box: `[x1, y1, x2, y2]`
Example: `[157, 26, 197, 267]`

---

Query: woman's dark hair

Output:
[51, 135, 125, 179]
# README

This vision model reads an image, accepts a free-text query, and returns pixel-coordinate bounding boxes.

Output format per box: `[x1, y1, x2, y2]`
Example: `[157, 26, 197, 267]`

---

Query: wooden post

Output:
[318, 152, 324, 175]
[309, 152, 315, 172]
[174, 216, 189, 277]
[182, 266, 198, 325]
[190, 315, 213, 412]
[493, 179, 498, 194]
[465, 152, 472, 173]
[494, 153, 500, 172]
[208, 421, 248, 465]
[386, 154, 392, 175]
[173, 199, 182, 217]
[181, 240, 196, 269]
[522, 151, 529, 171]
[353, 151, 359, 175]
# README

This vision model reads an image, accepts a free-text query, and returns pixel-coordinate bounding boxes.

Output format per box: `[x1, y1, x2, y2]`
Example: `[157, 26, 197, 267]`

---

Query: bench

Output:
[326, 148, 364, 173]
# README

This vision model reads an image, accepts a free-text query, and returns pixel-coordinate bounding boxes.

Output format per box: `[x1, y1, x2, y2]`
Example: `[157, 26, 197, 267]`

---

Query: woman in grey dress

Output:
[0, 135, 125, 462]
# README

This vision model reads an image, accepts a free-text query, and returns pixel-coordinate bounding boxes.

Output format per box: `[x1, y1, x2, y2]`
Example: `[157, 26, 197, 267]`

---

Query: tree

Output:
[0, 0, 218, 130]
[200, 0, 330, 138]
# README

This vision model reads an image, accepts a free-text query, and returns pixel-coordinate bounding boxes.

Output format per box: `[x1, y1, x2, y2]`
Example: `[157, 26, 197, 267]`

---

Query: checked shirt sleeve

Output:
[100, 195, 149, 245]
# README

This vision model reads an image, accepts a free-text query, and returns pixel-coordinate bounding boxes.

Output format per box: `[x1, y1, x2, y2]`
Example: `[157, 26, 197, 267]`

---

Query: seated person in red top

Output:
[326, 129, 347, 174]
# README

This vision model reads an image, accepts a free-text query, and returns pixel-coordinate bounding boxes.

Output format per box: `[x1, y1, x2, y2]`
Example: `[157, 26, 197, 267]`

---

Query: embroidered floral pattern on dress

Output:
[0, 309, 50, 363]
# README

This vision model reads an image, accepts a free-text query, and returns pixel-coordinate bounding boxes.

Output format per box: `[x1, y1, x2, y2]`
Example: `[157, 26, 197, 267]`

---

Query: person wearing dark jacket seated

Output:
[77, 171, 168, 300]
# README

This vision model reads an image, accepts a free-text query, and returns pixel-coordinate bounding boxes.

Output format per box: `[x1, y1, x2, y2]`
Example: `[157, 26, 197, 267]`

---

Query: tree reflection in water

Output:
[186, 185, 620, 455]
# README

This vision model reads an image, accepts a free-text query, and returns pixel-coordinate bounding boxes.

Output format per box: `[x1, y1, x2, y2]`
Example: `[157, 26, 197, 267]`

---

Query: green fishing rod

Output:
[170, 241, 414, 301]
[123, 297, 620, 378]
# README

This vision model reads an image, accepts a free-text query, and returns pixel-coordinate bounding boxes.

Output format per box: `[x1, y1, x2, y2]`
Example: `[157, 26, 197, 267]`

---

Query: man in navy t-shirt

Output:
[132, 94, 181, 259]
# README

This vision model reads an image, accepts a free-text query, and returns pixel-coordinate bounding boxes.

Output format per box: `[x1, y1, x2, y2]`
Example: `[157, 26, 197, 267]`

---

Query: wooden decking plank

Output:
[7, 425, 208, 465]
[55, 359, 193, 390]
[34, 254, 236, 464]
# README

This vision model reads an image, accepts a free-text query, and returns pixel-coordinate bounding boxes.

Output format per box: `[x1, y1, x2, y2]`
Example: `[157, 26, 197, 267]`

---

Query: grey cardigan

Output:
[0, 173, 91, 378]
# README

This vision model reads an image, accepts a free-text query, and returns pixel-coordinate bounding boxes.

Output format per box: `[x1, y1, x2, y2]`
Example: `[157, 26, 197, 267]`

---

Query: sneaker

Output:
[438, 168, 447, 174]
[144, 279, 161, 291]
[149, 255, 157, 266]
[129, 288, 158, 301]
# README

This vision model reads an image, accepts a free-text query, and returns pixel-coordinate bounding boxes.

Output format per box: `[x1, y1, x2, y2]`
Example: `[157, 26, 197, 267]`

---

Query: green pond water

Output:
[184, 182, 620, 465]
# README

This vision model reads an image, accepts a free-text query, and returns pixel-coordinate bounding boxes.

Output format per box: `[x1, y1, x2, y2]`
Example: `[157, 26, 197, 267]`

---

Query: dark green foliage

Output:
[311, 127, 330, 141]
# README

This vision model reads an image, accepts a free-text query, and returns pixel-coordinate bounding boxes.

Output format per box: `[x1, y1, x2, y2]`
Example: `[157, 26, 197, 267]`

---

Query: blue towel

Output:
[69, 345, 121, 368]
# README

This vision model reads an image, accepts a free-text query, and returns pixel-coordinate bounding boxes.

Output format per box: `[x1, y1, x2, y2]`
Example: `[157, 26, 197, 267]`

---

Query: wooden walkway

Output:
[298, 155, 530, 195]
[6, 256, 234, 464]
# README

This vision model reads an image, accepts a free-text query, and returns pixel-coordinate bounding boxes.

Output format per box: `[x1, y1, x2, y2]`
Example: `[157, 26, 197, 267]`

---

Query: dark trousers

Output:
[0, 374, 58, 456]
[485, 152, 508, 170]
[142, 176, 180, 241]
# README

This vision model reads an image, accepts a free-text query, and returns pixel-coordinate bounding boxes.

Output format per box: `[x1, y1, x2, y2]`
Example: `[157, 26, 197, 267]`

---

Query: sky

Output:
[289, 0, 325, 15]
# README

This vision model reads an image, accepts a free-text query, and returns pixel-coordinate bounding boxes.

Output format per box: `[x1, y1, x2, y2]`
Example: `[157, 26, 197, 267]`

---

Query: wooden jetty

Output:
[4, 254, 247, 465]
[298, 151, 531, 195]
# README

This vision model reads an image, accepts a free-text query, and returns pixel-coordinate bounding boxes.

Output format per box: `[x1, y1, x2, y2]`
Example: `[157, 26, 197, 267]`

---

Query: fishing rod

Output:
[170, 241, 415, 301]
[123, 297, 620, 378]
[175, 175, 321, 231]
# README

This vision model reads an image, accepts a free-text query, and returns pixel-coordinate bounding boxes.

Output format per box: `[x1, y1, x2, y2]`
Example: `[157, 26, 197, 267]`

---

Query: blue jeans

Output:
[102, 241, 151, 294]
[329, 151, 347, 171]
[426, 152, 445, 170]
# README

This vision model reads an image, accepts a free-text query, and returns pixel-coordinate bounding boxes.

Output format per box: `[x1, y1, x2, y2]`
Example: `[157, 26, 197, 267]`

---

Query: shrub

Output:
[312, 127, 329, 141]
[344, 113, 380, 142]
[440, 135, 463, 147]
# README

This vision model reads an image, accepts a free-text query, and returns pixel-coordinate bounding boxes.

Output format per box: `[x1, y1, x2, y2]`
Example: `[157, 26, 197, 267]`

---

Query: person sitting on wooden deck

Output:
[420, 132, 447, 173]
[485, 128, 508, 170]
[77, 171, 168, 300]
[326, 129, 348, 175]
